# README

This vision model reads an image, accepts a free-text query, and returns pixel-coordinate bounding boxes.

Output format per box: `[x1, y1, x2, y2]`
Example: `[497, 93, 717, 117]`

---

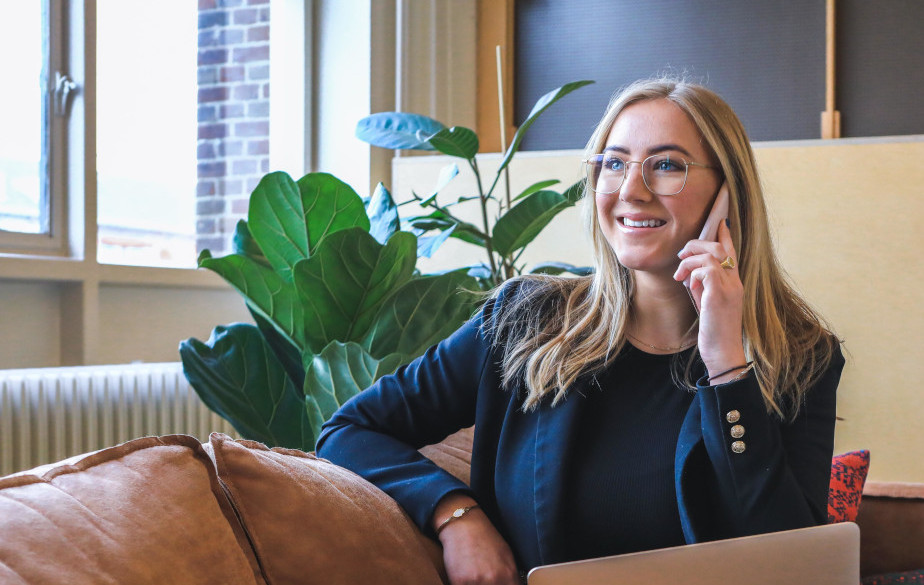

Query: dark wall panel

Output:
[515, 0, 825, 150]
[514, 0, 924, 150]
[836, 0, 924, 137]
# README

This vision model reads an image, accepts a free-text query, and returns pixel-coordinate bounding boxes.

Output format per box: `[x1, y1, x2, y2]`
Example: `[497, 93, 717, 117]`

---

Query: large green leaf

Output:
[417, 224, 456, 258]
[560, 179, 585, 204]
[419, 163, 459, 206]
[303, 341, 407, 445]
[293, 228, 417, 353]
[529, 261, 594, 277]
[179, 323, 315, 450]
[199, 250, 304, 348]
[367, 182, 400, 245]
[355, 112, 444, 151]
[363, 270, 477, 360]
[512, 179, 560, 202]
[492, 190, 571, 257]
[231, 220, 270, 265]
[498, 80, 594, 173]
[248, 172, 369, 280]
[249, 308, 306, 389]
[428, 126, 479, 159]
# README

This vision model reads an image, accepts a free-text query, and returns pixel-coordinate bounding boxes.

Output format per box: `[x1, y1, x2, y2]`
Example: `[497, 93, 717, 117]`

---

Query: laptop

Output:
[528, 522, 860, 585]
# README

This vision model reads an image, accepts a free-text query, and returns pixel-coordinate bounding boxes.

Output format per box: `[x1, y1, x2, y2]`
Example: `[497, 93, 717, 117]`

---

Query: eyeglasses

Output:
[583, 153, 718, 196]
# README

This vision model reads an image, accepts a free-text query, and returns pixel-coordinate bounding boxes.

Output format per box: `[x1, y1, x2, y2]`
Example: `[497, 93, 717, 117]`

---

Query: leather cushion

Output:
[0, 434, 260, 585]
[208, 433, 445, 585]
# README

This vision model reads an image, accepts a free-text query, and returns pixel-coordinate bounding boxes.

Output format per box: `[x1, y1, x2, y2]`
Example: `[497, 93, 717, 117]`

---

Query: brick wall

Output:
[196, 0, 270, 256]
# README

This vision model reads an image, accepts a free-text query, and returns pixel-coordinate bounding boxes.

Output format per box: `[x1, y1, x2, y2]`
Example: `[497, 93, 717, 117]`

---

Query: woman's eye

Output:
[652, 157, 683, 172]
[604, 157, 625, 171]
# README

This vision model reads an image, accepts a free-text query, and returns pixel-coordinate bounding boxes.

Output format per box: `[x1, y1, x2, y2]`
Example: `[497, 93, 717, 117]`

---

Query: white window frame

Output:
[0, 0, 68, 255]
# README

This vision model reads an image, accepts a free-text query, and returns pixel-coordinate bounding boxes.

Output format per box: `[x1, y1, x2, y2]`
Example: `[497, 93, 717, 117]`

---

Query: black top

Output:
[556, 345, 695, 560]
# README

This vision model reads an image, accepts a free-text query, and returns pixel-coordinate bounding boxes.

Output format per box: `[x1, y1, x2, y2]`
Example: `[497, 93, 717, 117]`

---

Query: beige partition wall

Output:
[393, 136, 924, 483]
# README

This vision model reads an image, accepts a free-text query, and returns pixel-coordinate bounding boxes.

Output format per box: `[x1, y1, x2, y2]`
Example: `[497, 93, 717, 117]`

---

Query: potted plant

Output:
[180, 80, 593, 450]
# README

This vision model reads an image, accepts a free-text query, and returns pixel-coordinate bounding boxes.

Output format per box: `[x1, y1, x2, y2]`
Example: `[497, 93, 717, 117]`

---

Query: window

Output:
[0, 1, 65, 251]
[0, 0, 275, 267]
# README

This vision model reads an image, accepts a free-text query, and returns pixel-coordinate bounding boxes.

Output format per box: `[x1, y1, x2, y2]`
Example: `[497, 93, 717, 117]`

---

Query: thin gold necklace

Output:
[626, 331, 697, 352]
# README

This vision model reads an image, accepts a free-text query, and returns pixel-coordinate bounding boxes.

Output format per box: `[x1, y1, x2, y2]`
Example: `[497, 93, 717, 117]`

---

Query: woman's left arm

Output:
[675, 219, 846, 534]
[694, 348, 845, 535]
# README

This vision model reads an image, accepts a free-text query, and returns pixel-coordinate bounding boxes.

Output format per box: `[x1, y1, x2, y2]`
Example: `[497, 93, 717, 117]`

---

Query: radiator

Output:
[0, 362, 236, 476]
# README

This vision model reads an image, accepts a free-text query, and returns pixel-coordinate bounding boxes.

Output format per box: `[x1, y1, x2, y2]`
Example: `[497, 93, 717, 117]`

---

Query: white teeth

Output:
[622, 217, 665, 228]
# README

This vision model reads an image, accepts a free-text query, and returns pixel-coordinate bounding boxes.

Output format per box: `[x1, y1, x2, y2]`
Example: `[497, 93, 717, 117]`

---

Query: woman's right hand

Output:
[434, 495, 521, 585]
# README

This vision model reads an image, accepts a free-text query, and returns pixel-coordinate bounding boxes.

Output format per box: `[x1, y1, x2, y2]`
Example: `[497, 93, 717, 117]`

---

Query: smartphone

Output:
[684, 182, 729, 313]
[699, 182, 729, 242]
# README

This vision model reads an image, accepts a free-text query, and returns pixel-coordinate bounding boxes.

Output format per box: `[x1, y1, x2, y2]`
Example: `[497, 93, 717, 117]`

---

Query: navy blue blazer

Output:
[316, 286, 845, 570]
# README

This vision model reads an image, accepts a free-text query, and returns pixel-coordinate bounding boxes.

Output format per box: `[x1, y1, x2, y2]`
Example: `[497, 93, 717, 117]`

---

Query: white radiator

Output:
[0, 362, 236, 476]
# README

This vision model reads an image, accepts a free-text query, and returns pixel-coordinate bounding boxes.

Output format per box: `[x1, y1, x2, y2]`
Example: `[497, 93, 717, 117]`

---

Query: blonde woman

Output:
[317, 79, 844, 585]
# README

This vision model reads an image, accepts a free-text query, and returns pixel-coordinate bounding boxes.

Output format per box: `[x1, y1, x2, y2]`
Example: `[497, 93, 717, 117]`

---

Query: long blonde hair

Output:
[489, 78, 839, 419]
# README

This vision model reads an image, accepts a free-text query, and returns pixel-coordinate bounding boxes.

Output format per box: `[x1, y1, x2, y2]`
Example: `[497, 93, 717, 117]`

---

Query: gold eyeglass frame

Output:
[582, 153, 718, 196]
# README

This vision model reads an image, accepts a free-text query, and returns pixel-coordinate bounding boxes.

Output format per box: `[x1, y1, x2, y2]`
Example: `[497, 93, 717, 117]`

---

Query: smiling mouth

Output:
[621, 217, 665, 228]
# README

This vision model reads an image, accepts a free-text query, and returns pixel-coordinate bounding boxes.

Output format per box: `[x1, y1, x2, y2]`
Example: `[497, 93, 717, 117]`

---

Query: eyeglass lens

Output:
[588, 154, 688, 196]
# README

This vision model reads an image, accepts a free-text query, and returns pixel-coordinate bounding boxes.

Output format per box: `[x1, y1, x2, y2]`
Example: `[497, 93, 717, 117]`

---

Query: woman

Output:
[316, 78, 844, 585]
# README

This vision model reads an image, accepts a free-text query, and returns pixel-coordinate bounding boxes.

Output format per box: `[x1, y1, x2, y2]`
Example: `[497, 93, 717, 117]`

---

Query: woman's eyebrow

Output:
[602, 143, 694, 157]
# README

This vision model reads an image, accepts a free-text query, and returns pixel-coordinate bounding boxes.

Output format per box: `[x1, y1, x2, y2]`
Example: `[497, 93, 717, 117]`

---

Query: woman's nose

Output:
[618, 163, 653, 202]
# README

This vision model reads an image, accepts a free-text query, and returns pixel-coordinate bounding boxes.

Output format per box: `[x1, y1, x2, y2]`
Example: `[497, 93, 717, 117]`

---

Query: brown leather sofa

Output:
[0, 428, 919, 584]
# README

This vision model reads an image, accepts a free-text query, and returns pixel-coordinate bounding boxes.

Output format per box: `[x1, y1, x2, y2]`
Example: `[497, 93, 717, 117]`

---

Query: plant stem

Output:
[469, 158, 499, 279]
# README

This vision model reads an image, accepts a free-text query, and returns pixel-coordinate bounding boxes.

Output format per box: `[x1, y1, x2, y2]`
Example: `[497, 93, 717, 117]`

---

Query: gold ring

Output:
[720, 256, 736, 269]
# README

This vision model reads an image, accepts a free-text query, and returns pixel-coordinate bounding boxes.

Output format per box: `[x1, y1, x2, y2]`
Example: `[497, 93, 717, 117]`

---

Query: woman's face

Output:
[595, 98, 722, 277]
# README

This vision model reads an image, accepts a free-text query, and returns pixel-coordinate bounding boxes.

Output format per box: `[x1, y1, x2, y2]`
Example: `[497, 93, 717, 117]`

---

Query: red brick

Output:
[247, 25, 269, 42]
[198, 161, 227, 178]
[232, 159, 258, 175]
[246, 101, 269, 118]
[219, 103, 245, 119]
[231, 198, 250, 214]
[197, 218, 217, 234]
[247, 0, 269, 5]
[248, 64, 269, 81]
[198, 86, 229, 103]
[218, 179, 244, 195]
[197, 143, 217, 159]
[199, 0, 217, 9]
[247, 139, 269, 156]
[262, 83, 270, 98]
[233, 84, 260, 100]
[233, 45, 269, 63]
[198, 10, 228, 29]
[198, 123, 228, 139]
[260, 159, 269, 173]
[197, 181, 216, 197]
[197, 199, 226, 215]
[218, 140, 243, 157]
[234, 121, 269, 137]
[220, 65, 245, 82]
[246, 176, 262, 191]
[233, 8, 259, 25]
[198, 48, 228, 66]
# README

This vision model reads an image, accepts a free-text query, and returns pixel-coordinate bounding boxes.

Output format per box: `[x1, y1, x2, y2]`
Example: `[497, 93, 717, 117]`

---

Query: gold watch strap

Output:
[435, 504, 480, 535]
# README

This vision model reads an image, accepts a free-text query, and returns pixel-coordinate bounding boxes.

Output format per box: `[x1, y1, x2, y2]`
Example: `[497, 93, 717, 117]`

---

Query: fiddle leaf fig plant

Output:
[356, 79, 595, 287]
[180, 171, 477, 451]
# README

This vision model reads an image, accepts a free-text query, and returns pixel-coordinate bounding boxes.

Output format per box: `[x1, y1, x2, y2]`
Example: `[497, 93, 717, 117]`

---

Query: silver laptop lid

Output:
[528, 522, 860, 585]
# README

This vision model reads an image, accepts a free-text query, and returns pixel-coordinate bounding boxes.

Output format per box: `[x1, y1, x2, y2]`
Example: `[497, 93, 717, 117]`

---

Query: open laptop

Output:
[528, 522, 859, 585]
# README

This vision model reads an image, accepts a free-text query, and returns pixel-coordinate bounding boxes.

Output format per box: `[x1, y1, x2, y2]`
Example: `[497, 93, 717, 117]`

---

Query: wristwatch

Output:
[435, 504, 480, 535]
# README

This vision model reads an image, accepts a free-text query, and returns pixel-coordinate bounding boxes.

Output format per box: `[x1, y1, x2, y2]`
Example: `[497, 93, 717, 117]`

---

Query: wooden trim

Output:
[821, 0, 841, 139]
[476, 0, 515, 153]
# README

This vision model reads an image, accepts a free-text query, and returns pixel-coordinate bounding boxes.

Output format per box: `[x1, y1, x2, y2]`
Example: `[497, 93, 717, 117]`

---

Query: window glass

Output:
[96, 0, 198, 267]
[0, 3, 47, 235]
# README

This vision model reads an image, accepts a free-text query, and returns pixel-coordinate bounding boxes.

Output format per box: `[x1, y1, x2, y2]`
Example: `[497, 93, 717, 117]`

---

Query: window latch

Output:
[54, 72, 78, 117]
